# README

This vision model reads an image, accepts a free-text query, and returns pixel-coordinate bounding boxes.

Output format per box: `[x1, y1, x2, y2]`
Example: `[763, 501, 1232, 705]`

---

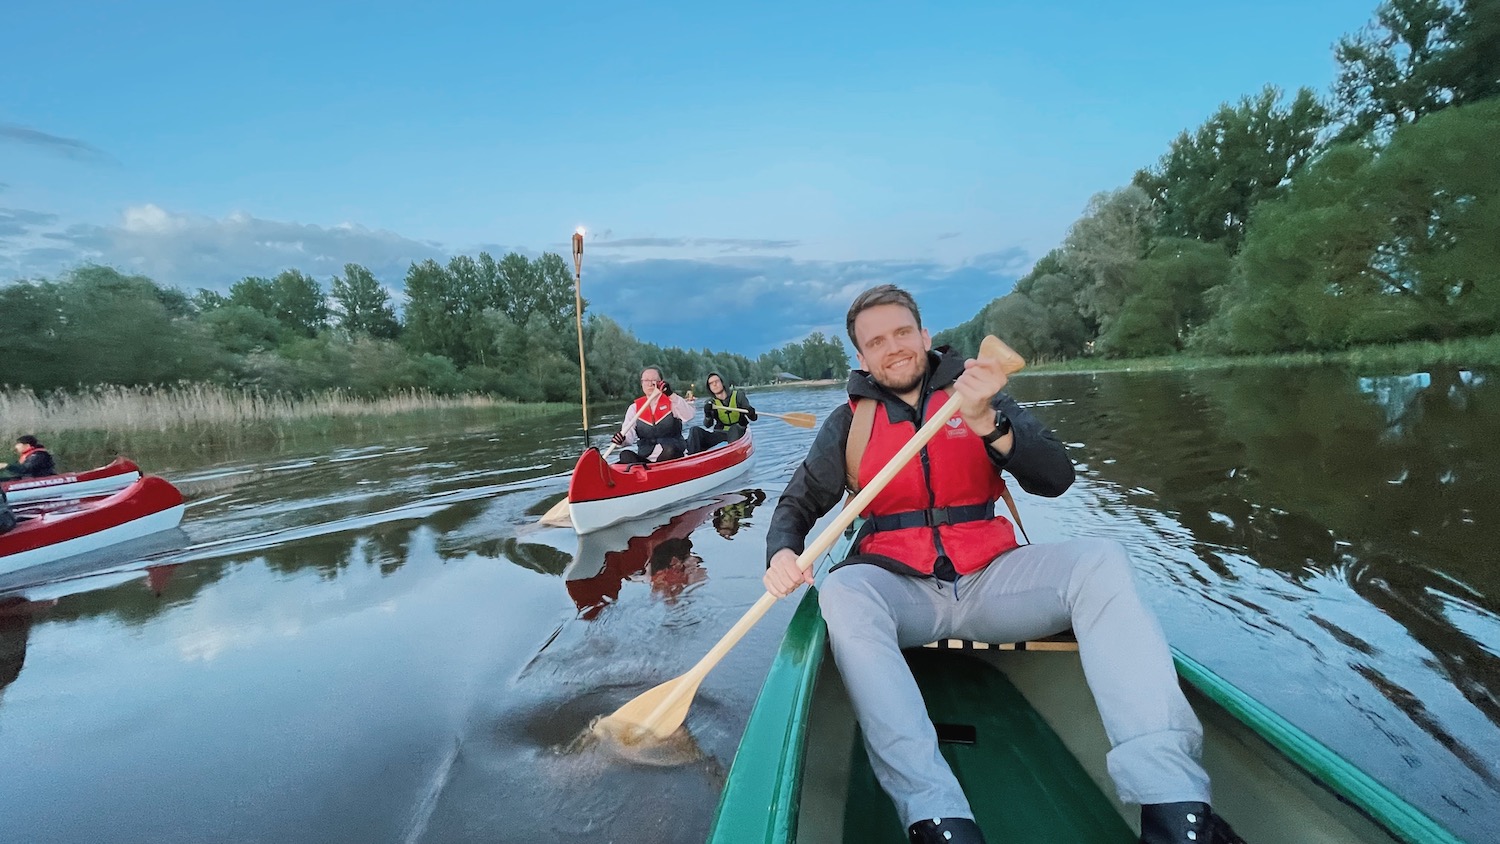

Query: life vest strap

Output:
[866, 502, 995, 532]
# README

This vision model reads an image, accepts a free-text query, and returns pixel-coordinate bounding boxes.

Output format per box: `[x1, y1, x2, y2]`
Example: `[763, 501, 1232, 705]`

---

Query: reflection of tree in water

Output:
[1037, 365, 1500, 756]
[712, 488, 767, 539]
[488, 537, 573, 576]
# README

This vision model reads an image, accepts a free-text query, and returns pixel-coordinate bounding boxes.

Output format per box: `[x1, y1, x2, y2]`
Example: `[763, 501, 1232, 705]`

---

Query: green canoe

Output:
[707, 529, 1466, 844]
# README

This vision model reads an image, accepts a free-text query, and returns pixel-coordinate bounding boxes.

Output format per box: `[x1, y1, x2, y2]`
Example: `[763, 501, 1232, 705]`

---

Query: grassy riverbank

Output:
[1, 384, 573, 466]
[1026, 333, 1500, 375]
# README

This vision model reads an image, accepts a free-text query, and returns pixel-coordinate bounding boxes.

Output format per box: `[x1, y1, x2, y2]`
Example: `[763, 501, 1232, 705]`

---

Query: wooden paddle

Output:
[538, 443, 617, 527]
[712, 403, 816, 429]
[597, 336, 1024, 742]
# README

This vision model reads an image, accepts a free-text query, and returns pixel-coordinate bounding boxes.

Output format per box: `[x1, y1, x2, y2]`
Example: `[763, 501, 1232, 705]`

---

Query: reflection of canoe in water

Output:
[1, 477, 186, 578]
[2, 457, 142, 505]
[708, 529, 1463, 844]
[565, 429, 753, 534]
[565, 500, 722, 619]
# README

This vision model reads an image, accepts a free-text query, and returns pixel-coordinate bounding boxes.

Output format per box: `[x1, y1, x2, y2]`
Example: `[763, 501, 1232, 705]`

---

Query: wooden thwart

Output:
[922, 630, 1079, 652]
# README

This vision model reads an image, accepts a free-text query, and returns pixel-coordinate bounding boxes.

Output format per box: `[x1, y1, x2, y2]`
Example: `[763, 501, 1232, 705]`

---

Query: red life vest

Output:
[630, 394, 684, 446]
[631, 394, 680, 428]
[853, 396, 1019, 576]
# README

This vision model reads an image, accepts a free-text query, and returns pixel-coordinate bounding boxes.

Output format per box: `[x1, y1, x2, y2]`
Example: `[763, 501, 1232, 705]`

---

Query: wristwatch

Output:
[979, 409, 1012, 444]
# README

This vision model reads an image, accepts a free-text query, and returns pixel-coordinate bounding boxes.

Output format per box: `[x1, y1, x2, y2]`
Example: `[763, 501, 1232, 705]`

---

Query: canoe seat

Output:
[921, 628, 1079, 652]
[841, 647, 1133, 843]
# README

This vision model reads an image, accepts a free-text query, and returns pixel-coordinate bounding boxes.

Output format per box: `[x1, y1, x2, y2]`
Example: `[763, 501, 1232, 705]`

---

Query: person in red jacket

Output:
[763, 285, 1242, 844]
[2, 435, 57, 480]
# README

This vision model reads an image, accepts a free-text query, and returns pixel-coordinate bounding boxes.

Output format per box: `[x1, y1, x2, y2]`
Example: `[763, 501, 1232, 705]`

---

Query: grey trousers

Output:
[817, 537, 1210, 828]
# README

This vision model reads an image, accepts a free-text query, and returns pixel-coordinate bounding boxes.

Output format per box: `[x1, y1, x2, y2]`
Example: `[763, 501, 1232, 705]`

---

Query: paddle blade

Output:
[596, 673, 702, 743]
[777, 411, 817, 428]
[538, 496, 572, 527]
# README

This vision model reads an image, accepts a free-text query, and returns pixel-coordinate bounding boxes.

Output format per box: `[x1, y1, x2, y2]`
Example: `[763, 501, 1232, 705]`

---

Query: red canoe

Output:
[565, 430, 754, 534]
[2, 457, 143, 506]
[1, 476, 185, 577]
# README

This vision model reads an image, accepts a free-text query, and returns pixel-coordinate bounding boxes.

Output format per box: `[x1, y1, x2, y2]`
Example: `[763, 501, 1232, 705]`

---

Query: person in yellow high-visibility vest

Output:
[685, 372, 758, 454]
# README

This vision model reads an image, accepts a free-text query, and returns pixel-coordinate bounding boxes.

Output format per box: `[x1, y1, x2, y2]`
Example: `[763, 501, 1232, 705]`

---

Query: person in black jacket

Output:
[762, 284, 1242, 844]
[2, 435, 57, 480]
[685, 372, 758, 454]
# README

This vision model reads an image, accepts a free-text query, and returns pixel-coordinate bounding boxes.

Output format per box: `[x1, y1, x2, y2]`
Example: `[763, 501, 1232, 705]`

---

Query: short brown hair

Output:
[846, 284, 922, 351]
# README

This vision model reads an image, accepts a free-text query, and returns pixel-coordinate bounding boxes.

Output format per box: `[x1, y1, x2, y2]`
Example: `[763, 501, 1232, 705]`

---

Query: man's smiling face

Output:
[853, 303, 931, 396]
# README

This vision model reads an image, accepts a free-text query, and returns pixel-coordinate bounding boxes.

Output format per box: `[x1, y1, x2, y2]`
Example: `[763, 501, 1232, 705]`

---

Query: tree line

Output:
[0, 258, 851, 401]
[936, 0, 1498, 360]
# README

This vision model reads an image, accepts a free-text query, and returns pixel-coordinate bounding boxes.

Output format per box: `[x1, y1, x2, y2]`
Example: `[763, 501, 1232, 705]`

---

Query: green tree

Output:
[0, 280, 65, 388]
[228, 276, 278, 316]
[799, 332, 851, 379]
[270, 270, 328, 338]
[584, 315, 645, 400]
[193, 289, 228, 312]
[1332, 0, 1469, 142]
[54, 266, 221, 387]
[1134, 86, 1327, 252]
[1204, 100, 1500, 351]
[1433, 0, 1500, 106]
[401, 259, 464, 365]
[498, 252, 535, 326]
[532, 252, 579, 332]
[331, 263, 399, 339]
[1064, 185, 1157, 351]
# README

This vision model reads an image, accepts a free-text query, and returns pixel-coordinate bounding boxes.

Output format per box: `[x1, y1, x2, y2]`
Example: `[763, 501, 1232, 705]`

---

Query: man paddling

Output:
[612, 367, 695, 465]
[686, 371, 758, 454]
[1, 436, 57, 480]
[762, 284, 1243, 844]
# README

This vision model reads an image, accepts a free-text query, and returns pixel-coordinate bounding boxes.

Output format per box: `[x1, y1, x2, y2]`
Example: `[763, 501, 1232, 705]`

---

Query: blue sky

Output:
[3, 0, 1376, 354]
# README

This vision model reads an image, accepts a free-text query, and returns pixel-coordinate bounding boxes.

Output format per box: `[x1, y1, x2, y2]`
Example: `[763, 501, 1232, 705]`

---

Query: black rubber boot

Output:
[1139, 802, 1246, 843]
[908, 816, 987, 844]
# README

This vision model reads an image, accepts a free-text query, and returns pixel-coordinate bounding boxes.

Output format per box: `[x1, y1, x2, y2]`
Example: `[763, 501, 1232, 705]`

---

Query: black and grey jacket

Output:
[765, 346, 1075, 565]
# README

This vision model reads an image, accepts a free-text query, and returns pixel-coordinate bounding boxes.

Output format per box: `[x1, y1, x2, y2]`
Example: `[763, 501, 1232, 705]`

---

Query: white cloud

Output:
[12, 205, 446, 288]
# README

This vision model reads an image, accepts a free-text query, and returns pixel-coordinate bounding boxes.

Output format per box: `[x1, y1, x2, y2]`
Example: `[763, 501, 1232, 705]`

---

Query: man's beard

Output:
[874, 367, 925, 396]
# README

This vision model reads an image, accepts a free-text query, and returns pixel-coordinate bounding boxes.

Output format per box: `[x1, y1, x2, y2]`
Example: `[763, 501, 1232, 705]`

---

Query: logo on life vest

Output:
[945, 417, 968, 438]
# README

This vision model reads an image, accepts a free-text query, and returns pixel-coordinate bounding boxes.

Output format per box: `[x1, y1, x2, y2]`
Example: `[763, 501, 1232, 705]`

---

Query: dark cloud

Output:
[936, 232, 960, 240]
[0, 208, 60, 241]
[583, 251, 1025, 354]
[0, 124, 113, 163]
[1, 204, 1027, 355]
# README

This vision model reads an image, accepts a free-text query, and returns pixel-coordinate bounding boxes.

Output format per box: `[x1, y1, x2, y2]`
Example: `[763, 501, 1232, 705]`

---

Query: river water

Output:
[0, 365, 1494, 843]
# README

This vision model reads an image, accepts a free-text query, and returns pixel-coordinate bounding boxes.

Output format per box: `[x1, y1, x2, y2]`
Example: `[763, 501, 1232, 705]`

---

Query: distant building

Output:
[773, 371, 803, 382]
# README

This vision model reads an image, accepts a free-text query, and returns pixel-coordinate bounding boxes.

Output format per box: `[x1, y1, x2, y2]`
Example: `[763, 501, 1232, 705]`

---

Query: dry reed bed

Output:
[0, 385, 565, 458]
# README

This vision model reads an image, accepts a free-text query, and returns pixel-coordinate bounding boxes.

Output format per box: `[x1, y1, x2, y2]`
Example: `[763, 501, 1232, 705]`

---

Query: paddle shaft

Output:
[638, 388, 970, 728]
[712, 403, 813, 427]
[711, 402, 776, 419]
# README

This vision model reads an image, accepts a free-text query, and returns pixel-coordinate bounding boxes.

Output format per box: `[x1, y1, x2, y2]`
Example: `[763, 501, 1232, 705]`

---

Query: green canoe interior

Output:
[834, 647, 1135, 843]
